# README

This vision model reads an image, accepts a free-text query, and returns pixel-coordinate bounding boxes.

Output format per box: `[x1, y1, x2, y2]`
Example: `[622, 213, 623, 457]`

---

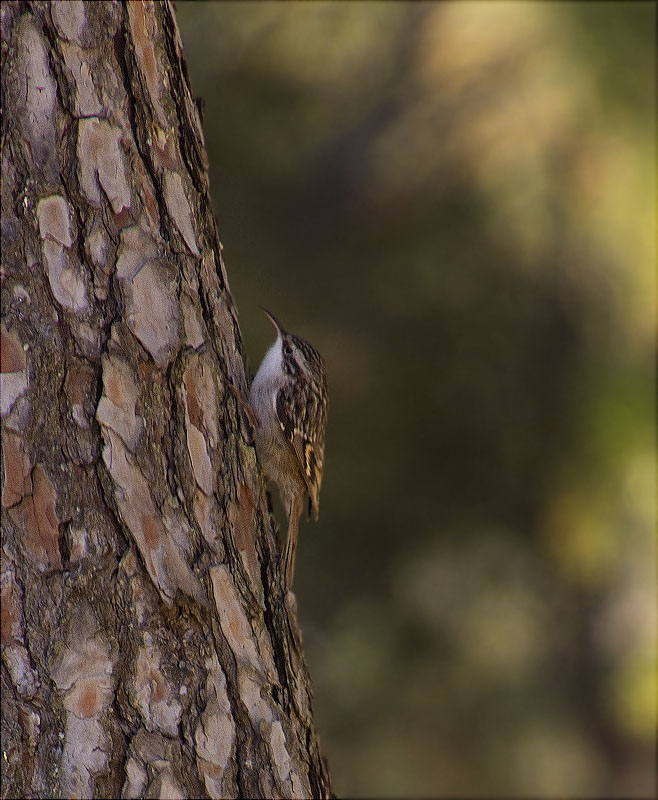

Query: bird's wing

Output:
[275, 381, 327, 519]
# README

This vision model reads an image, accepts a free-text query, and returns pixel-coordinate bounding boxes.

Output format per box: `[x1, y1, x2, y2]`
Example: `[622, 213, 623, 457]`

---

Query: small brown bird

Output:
[250, 309, 328, 589]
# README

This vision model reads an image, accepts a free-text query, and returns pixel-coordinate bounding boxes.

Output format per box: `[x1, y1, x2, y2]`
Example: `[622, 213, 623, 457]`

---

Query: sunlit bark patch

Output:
[123, 730, 187, 799]
[51, 608, 115, 798]
[116, 222, 158, 280]
[78, 117, 132, 213]
[164, 170, 201, 257]
[132, 639, 182, 736]
[37, 195, 88, 314]
[96, 354, 144, 451]
[194, 655, 237, 798]
[51, 0, 87, 45]
[124, 261, 181, 368]
[183, 354, 218, 494]
[12, 18, 57, 181]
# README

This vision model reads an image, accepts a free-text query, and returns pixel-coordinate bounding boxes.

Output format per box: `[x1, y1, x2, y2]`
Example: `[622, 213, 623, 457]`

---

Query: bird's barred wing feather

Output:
[275, 379, 327, 520]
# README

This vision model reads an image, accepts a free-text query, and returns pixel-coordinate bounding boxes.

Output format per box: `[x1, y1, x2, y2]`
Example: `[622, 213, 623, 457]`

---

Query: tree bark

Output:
[0, 2, 332, 798]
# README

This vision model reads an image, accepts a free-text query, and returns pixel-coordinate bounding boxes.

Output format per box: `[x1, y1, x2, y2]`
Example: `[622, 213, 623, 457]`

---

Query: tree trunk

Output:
[0, 2, 332, 798]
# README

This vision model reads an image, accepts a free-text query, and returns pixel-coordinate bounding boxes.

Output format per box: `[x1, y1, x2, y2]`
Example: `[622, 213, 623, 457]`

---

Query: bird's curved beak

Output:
[259, 306, 285, 335]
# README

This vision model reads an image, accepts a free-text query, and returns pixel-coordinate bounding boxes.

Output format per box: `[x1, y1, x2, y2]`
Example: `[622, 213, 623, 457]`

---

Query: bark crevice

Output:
[1, 2, 332, 797]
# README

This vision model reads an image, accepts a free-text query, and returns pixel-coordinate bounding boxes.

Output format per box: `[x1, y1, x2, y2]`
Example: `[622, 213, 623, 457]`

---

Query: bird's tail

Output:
[283, 494, 303, 589]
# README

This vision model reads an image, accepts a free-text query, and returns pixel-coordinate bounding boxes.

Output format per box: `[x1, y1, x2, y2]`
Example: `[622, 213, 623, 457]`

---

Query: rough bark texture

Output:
[0, 2, 332, 798]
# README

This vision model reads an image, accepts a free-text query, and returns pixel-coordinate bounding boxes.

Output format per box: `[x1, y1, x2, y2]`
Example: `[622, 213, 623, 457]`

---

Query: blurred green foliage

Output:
[176, 2, 656, 796]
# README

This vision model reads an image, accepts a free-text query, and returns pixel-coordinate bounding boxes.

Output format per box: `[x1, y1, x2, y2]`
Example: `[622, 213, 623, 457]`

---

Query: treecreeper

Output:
[250, 309, 328, 589]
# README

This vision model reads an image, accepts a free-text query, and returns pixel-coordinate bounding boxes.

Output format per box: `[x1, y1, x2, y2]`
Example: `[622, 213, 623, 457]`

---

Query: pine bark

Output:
[0, 2, 331, 798]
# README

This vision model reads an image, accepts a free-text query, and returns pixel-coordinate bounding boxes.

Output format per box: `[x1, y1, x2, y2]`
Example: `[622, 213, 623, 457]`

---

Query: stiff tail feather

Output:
[282, 495, 303, 589]
[283, 534, 297, 589]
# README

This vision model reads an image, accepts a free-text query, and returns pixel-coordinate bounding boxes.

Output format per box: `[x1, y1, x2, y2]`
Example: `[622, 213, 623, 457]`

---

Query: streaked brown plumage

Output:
[250, 309, 328, 588]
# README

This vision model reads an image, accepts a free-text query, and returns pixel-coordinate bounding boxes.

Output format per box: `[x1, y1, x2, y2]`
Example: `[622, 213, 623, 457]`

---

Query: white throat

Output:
[253, 336, 282, 387]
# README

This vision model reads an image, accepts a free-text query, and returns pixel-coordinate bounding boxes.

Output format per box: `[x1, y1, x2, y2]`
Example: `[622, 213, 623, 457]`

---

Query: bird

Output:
[250, 308, 328, 589]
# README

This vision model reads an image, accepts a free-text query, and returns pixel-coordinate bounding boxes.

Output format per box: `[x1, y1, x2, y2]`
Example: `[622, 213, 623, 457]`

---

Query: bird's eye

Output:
[284, 343, 293, 355]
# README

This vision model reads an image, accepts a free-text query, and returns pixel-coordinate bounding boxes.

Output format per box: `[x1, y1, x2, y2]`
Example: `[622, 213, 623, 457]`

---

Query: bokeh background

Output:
[176, 2, 656, 797]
